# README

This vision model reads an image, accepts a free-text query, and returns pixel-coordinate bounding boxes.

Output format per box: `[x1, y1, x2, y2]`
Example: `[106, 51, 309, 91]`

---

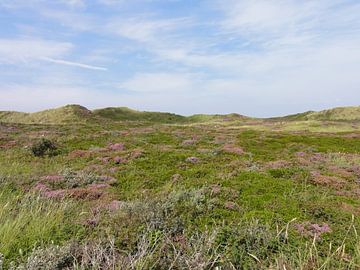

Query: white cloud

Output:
[1, 0, 360, 116]
[0, 84, 91, 112]
[119, 72, 197, 93]
[106, 17, 191, 43]
[39, 8, 95, 31]
[217, 0, 360, 46]
[220, 0, 310, 35]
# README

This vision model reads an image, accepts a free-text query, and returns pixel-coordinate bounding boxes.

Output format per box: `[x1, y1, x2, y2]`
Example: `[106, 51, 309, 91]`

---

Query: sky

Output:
[0, 0, 360, 117]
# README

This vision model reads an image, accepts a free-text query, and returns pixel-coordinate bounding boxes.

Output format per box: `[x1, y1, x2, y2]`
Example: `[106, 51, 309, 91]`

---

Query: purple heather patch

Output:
[222, 144, 244, 155]
[113, 156, 125, 164]
[181, 139, 197, 146]
[186, 156, 199, 163]
[40, 175, 64, 183]
[294, 222, 331, 239]
[108, 143, 125, 151]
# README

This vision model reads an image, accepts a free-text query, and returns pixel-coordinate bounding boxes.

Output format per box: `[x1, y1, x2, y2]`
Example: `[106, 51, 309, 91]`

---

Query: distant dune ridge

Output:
[0, 104, 359, 124]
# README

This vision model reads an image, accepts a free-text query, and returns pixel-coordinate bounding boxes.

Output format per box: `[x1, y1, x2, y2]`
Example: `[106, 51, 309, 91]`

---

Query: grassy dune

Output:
[0, 105, 360, 269]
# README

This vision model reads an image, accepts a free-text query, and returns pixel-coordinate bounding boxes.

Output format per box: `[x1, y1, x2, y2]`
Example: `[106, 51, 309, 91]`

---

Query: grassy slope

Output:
[271, 106, 360, 122]
[1, 116, 360, 268]
[93, 107, 187, 123]
[1, 105, 254, 125]
[1, 104, 360, 268]
[2, 104, 360, 126]
[0, 105, 93, 124]
[306, 106, 360, 121]
[188, 113, 252, 123]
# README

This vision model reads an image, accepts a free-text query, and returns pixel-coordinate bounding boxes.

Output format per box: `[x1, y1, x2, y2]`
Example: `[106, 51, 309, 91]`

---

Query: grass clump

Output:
[0, 186, 84, 267]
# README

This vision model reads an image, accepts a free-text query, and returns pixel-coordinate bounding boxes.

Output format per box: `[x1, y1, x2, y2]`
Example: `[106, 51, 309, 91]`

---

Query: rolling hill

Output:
[0, 105, 251, 125]
[305, 106, 360, 121]
[0, 105, 93, 124]
[93, 107, 187, 123]
[1, 104, 359, 125]
[271, 106, 360, 122]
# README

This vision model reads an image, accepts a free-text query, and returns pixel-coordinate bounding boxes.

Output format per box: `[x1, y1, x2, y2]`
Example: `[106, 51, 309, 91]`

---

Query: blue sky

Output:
[0, 0, 360, 116]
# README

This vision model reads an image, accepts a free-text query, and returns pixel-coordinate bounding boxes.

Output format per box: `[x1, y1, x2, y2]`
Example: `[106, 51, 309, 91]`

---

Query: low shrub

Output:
[30, 138, 58, 157]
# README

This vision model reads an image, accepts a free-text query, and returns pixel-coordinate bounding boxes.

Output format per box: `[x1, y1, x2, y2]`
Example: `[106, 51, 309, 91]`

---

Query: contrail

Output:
[42, 57, 107, 71]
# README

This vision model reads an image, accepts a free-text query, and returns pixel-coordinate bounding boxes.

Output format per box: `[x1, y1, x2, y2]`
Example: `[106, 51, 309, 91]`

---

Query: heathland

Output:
[0, 104, 360, 269]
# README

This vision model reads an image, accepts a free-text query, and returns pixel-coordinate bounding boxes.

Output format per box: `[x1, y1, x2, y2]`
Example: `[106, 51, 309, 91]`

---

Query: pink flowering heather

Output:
[311, 173, 345, 189]
[0, 140, 16, 149]
[68, 187, 104, 200]
[40, 175, 64, 183]
[181, 139, 197, 146]
[69, 150, 92, 158]
[97, 157, 111, 164]
[266, 160, 291, 169]
[222, 144, 244, 155]
[85, 217, 99, 227]
[108, 143, 125, 151]
[108, 167, 118, 173]
[310, 171, 321, 177]
[295, 152, 306, 157]
[43, 189, 67, 199]
[113, 156, 125, 164]
[186, 156, 199, 163]
[224, 201, 237, 210]
[210, 185, 221, 196]
[294, 222, 332, 239]
[107, 200, 124, 212]
[99, 175, 116, 184]
[88, 183, 110, 190]
[32, 182, 50, 193]
[310, 153, 327, 163]
[130, 149, 143, 159]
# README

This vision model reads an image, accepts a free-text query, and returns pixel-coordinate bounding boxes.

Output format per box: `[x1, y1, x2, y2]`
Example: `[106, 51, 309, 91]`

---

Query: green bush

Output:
[30, 138, 58, 157]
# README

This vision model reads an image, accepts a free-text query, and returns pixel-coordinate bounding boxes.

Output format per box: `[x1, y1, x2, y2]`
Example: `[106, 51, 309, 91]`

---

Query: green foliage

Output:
[0, 187, 84, 266]
[238, 130, 360, 160]
[217, 221, 281, 267]
[268, 167, 303, 179]
[12, 244, 75, 270]
[30, 138, 58, 157]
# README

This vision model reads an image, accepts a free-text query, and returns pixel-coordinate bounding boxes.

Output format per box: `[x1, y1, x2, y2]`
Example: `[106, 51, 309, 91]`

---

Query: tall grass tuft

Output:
[0, 186, 81, 267]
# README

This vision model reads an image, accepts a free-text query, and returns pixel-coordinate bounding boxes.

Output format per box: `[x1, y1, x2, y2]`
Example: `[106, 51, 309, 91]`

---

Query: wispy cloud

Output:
[1, 0, 360, 115]
[43, 57, 108, 71]
[119, 72, 198, 93]
[106, 17, 192, 43]
[0, 39, 72, 64]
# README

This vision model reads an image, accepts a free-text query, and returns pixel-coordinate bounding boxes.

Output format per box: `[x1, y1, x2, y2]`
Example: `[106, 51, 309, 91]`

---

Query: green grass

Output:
[93, 107, 187, 123]
[0, 105, 93, 124]
[0, 186, 84, 266]
[1, 105, 360, 268]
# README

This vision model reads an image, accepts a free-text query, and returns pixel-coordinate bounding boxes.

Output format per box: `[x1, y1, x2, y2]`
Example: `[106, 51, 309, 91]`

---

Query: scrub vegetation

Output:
[0, 105, 360, 269]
